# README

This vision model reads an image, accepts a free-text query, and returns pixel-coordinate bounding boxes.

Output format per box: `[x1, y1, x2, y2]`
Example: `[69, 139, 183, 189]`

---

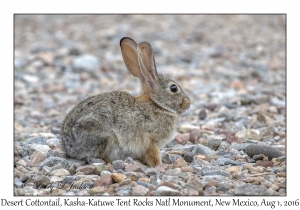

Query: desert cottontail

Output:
[60, 37, 190, 167]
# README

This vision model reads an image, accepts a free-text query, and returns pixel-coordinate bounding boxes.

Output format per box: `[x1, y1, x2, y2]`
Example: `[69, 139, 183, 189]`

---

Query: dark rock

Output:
[183, 152, 196, 163]
[199, 109, 207, 120]
[39, 157, 70, 171]
[244, 144, 282, 160]
[207, 139, 222, 150]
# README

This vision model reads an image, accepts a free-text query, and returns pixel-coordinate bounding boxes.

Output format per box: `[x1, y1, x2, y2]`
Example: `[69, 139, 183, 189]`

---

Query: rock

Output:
[125, 164, 141, 172]
[177, 124, 199, 133]
[112, 160, 125, 170]
[73, 54, 100, 72]
[183, 152, 196, 163]
[142, 168, 158, 176]
[161, 152, 173, 164]
[165, 168, 181, 176]
[35, 175, 50, 187]
[50, 168, 71, 176]
[191, 144, 214, 155]
[217, 158, 242, 166]
[111, 173, 127, 183]
[186, 176, 203, 189]
[94, 174, 113, 187]
[226, 166, 243, 174]
[124, 157, 137, 164]
[199, 109, 207, 120]
[116, 187, 132, 196]
[39, 133, 57, 139]
[76, 165, 95, 175]
[30, 150, 47, 167]
[217, 141, 230, 150]
[28, 136, 47, 144]
[155, 186, 181, 196]
[175, 133, 190, 144]
[201, 167, 230, 177]
[244, 144, 282, 160]
[181, 166, 193, 172]
[257, 127, 275, 140]
[270, 97, 285, 107]
[25, 144, 51, 156]
[50, 176, 64, 183]
[205, 181, 219, 189]
[207, 139, 222, 150]
[155, 163, 169, 173]
[47, 150, 66, 158]
[132, 184, 150, 196]
[39, 157, 70, 171]
[173, 157, 188, 168]
[229, 142, 251, 151]
[234, 184, 276, 195]
[88, 187, 105, 195]
[16, 159, 28, 167]
[189, 129, 202, 143]
[93, 164, 108, 175]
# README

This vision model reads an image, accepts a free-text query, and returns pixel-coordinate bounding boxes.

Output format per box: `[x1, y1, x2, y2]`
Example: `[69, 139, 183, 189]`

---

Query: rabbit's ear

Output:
[137, 41, 159, 94]
[120, 37, 141, 78]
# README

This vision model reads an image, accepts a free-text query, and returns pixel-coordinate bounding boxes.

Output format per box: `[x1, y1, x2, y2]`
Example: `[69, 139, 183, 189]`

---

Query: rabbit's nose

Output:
[181, 97, 190, 110]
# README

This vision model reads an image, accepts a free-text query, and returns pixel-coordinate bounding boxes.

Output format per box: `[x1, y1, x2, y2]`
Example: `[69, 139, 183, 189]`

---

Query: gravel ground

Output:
[14, 15, 286, 196]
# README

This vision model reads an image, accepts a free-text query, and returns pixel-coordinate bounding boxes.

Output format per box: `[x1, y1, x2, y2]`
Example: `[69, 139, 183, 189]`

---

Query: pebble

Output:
[207, 139, 222, 150]
[191, 144, 214, 155]
[132, 184, 150, 195]
[244, 144, 282, 160]
[201, 167, 230, 177]
[189, 129, 202, 143]
[88, 187, 105, 195]
[183, 151, 196, 163]
[39, 157, 70, 171]
[93, 164, 108, 175]
[111, 173, 127, 183]
[30, 150, 47, 167]
[155, 186, 181, 196]
[173, 157, 188, 168]
[50, 168, 71, 176]
[112, 160, 125, 170]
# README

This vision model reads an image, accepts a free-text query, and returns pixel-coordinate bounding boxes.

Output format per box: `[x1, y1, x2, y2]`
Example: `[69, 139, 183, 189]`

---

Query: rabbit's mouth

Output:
[181, 97, 191, 110]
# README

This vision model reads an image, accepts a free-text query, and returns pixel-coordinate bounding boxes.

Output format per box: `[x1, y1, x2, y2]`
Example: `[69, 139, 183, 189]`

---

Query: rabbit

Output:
[60, 37, 190, 167]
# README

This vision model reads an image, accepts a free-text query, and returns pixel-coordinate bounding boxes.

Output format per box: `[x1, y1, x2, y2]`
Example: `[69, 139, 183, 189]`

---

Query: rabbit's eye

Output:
[170, 84, 178, 93]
